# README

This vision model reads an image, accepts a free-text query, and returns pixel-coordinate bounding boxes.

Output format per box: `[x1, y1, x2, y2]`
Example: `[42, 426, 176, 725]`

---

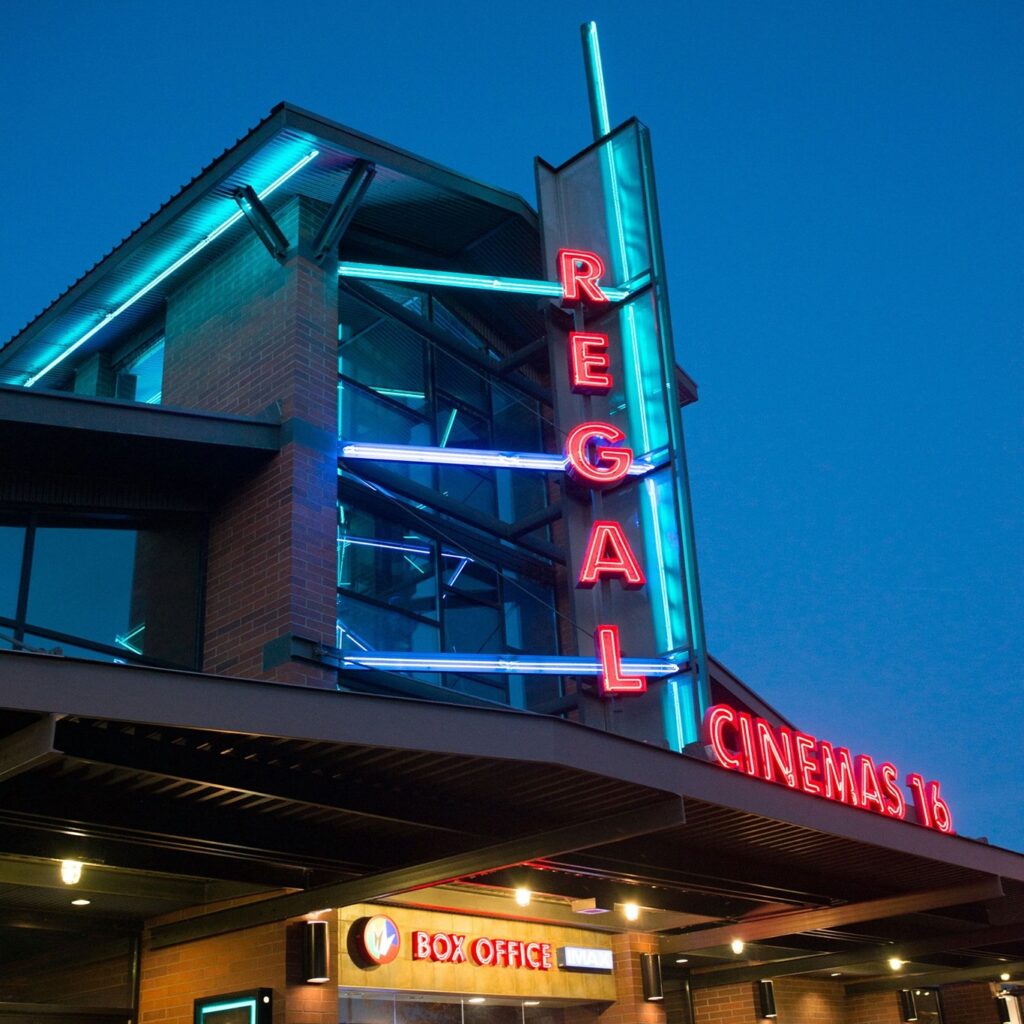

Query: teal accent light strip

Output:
[338, 261, 641, 302]
[24, 148, 319, 387]
[199, 997, 256, 1022]
[581, 22, 612, 140]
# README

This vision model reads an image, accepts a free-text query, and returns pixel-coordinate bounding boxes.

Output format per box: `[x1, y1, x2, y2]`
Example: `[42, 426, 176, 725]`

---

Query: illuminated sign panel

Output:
[412, 930, 553, 970]
[701, 704, 953, 833]
[556, 946, 615, 973]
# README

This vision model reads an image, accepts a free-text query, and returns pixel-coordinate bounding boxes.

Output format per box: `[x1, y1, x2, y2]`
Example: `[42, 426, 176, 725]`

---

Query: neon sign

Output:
[558, 249, 650, 695]
[412, 930, 553, 970]
[701, 704, 953, 833]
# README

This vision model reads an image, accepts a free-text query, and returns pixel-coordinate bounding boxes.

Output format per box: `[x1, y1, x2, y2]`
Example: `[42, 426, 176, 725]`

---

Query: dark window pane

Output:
[442, 594, 502, 654]
[340, 319, 428, 414]
[0, 526, 25, 619]
[338, 506, 437, 619]
[24, 524, 200, 668]
[503, 571, 557, 652]
[337, 593, 439, 654]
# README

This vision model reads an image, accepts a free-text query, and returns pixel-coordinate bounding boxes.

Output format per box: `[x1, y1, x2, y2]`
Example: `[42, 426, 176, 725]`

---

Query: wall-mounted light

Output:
[60, 860, 83, 885]
[996, 996, 1013, 1024]
[898, 989, 918, 1022]
[622, 901, 640, 922]
[758, 980, 777, 1019]
[640, 954, 663, 1001]
[515, 887, 531, 908]
[303, 919, 330, 983]
[731, 938, 745, 955]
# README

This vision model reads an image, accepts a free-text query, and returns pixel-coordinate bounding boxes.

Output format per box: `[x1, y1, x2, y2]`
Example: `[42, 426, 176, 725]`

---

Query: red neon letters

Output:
[568, 332, 612, 393]
[701, 704, 954, 833]
[412, 930, 553, 970]
[558, 246, 646, 695]
[564, 422, 633, 487]
[595, 626, 646, 694]
[577, 521, 646, 590]
[558, 249, 609, 304]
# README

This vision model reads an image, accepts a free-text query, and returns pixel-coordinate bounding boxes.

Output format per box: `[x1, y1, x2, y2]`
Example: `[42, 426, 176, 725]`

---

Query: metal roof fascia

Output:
[0, 110, 292, 370]
[278, 103, 539, 228]
[1, 651, 1022, 885]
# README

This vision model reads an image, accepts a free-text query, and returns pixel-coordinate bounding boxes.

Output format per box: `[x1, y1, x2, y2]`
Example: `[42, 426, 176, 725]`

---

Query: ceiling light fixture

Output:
[60, 860, 83, 885]
[71, 898, 91, 906]
[731, 938, 745, 955]
[888, 958, 905, 971]
[622, 901, 640, 922]
[514, 887, 531, 908]
[1000, 973, 1011, 981]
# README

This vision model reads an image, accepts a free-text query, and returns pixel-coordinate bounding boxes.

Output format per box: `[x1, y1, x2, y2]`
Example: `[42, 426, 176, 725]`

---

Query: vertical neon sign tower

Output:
[536, 23, 710, 749]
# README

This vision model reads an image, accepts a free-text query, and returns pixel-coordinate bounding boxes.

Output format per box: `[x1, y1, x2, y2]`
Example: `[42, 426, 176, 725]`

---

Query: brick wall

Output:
[691, 980, 758, 1023]
[162, 195, 338, 686]
[940, 982, 1000, 1024]
[0, 945, 133, 1007]
[138, 911, 337, 1024]
[845, 990, 903, 1024]
[773, 977, 847, 1022]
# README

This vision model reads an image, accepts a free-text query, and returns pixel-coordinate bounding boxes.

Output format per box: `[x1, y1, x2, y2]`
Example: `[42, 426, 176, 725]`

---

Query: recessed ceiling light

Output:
[60, 860, 83, 885]
[676, 958, 689, 964]
[467, 998, 486, 1005]
[524, 1002, 541, 1007]
[71, 898, 91, 906]
[830, 972, 841, 977]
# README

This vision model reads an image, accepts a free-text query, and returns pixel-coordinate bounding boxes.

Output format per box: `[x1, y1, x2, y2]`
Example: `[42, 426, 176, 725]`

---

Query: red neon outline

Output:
[907, 774, 954, 834]
[595, 625, 646, 694]
[564, 421, 634, 487]
[701, 705, 743, 771]
[793, 731, 823, 796]
[568, 332, 612, 393]
[878, 762, 907, 820]
[737, 712, 759, 776]
[756, 720, 797, 788]
[820, 741, 858, 806]
[577, 520, 646, 589]
[558, 249, 609, 304]
[855, 755, 886, 815]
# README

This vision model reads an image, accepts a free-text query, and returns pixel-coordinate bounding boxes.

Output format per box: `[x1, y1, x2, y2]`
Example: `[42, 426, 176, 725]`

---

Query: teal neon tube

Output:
[24, 149, 319, 387]
[338, 261, 639, 303]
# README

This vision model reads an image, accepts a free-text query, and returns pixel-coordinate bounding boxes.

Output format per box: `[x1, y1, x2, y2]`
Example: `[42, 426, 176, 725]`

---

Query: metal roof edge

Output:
[2, 650, 1022, 883]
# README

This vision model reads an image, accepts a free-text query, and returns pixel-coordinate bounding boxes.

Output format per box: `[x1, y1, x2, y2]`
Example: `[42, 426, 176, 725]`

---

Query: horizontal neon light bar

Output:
[25, 149, 320, 387]
[338, 651, 681, 677]
[338, 261, 648, 303]
[340, 441, 653, 476]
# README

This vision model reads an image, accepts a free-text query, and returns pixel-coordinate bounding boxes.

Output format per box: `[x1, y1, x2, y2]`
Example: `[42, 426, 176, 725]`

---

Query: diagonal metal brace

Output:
[232, 185, 289, 262]
[312, 159, 376, 263]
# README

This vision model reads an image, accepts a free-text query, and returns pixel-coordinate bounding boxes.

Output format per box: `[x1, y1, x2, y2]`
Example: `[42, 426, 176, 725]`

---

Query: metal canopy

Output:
[0, 649, 1022, 995]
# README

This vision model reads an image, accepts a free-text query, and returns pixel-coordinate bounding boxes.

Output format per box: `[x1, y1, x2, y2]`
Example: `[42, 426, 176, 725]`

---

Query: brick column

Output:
[563, 933, 667, 1024]
[162, 195, 339, 686]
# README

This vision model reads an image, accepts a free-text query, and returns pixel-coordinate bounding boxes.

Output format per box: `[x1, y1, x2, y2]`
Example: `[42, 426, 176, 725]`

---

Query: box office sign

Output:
[339, 904, 617, 1001]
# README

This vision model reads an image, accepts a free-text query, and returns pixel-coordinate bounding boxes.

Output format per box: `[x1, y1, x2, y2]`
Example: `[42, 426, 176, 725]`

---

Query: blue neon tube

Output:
[338, 651, 681, 677]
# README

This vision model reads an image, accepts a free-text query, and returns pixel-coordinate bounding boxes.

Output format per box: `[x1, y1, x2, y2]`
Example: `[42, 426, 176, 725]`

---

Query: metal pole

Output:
[580, 22, 611, 141]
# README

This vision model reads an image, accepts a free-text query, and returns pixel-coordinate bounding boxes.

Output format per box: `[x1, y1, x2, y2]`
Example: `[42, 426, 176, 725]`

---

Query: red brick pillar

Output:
[162, 196, 339, 686]
[939, 982, 1001, 1024]
[691, 980, 759, 1023]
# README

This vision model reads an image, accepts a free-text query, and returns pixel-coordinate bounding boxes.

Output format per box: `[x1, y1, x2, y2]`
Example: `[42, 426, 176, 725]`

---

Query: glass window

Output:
[503, 571, 557, 653]
[0, 525, 25, 620]
[337, 593, 439, 654]
[340, 319, 428, 414]
[22, 521, 201, 668]
[442, 595, 503, 655]
[126, 338, 164, 405]
[338, 507, 437, 620]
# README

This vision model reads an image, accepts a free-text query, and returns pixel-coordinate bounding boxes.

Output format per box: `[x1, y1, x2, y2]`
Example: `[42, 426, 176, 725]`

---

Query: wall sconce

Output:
[898, 989, 918, 1022]
[303, 919, 330, 983]
[640, 954, 663, 1001]
[996, 996, 1012, 1024]
[758, 979, 777, 1019]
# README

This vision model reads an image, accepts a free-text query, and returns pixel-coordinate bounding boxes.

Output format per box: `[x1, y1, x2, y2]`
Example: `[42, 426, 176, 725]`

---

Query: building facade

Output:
[0, 92, 1022, 1024]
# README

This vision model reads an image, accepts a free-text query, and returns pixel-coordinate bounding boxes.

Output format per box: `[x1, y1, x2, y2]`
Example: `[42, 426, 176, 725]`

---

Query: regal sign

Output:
[701, 704, 954, 833]
[558, 249, 650, 696]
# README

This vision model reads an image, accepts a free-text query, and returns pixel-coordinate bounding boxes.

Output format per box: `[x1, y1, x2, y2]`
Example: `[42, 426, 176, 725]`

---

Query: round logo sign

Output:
[352, 915, 401, 967]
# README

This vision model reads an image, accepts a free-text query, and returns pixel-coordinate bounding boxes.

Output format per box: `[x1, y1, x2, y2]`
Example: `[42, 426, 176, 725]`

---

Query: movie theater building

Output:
[1, 53, 1023, 1024]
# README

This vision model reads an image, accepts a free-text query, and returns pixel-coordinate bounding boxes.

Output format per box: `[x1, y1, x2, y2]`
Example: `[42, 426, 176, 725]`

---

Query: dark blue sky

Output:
[3, 1, 1021, 849]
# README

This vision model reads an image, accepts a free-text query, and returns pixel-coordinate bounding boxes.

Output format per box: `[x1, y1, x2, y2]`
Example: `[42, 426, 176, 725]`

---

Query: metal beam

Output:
[0, 715, 57, 782]
[0, 1003, 131, 1021]
[149, 795, 684, 947]
[54, 719, 481, 838]
[844, 959, 1024, 995]
[233, 185, 289, 262]
[689, 918, 1024, 988]
[661, 878, 1004, 955]
[311, 160, 376, 262]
